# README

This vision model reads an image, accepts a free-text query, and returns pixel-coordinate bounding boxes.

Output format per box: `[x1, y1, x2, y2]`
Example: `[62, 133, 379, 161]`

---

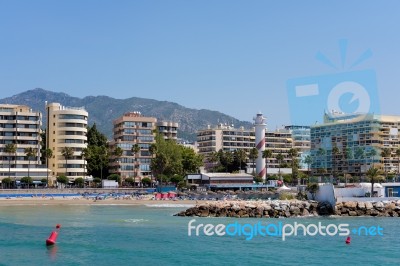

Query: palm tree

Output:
[24, 147, 37, 179]
[332, 145, 340, 178]
[223, 151, 234, 172]
[354, 147, 365, 180]
[235, 149, 247, 171]
[98, 146, 109, 180]
[380, 148, 391, 182]
[207, 151, 219, 172]
[5, 143, 17, 186]
[303, 155, 313, 183]
[113, 146, 123, 186]
[366, 167, 383, 197]
[61, 147, 74, 179]
[344, 148, 353, 185]
[275, 152, 284, 181]
[316, 148, 326, 180]
[44, 148, 53, 187]
[248, 148, 259, 176]
[396, 148, 400, 180]
[131, 144, 140, 186]
[288, 148, 299, 185]
[368, 148, 377, 168]
[262, 149, 273, 181]
[149, 143, 157, 185]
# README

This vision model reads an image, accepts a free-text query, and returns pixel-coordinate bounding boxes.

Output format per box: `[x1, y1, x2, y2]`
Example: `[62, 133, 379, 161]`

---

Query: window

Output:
[388, 188, 393, 197]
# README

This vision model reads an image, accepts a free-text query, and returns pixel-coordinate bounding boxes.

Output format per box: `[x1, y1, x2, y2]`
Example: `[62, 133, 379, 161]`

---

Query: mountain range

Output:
[0, 88, 253, 141]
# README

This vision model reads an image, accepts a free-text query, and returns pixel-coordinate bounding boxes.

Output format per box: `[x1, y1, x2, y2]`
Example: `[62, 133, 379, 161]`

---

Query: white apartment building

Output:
[0, 104, 48, 185]
[46, 102, 88, 183]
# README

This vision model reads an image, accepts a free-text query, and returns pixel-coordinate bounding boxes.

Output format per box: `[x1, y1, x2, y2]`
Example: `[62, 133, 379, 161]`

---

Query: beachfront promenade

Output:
[0, 188, 153, 195]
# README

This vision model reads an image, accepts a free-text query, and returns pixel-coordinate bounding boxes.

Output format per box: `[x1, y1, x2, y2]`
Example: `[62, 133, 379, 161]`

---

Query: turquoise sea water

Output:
[0, 204, 399, 266]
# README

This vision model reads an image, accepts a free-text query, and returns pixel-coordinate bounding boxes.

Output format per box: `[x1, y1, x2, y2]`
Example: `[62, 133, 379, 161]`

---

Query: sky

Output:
[1, 0, 400, 129]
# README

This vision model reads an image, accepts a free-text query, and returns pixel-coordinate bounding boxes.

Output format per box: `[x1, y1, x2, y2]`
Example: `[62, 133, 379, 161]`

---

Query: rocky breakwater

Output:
[175, 200, 334, 218]
[335, 200, 400, 217]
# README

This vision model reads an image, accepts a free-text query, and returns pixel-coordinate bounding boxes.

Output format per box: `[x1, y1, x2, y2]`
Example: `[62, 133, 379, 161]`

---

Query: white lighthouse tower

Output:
[253, 112, 267, 182]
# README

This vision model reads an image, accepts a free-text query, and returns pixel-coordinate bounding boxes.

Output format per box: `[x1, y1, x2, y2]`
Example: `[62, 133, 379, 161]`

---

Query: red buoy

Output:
[46, 224, 61, 246]
[345, 236, 351, 244]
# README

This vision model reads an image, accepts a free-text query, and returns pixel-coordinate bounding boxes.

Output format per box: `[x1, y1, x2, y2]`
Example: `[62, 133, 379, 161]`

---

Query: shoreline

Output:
[0, 197, 197, 206]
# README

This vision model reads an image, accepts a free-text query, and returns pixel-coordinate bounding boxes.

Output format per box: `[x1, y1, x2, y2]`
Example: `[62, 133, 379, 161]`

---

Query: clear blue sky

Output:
[0, 1, 399, 129]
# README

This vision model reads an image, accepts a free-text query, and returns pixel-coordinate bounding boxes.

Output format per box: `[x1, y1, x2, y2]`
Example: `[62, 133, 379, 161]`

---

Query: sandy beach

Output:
[0, 196, 197, 206]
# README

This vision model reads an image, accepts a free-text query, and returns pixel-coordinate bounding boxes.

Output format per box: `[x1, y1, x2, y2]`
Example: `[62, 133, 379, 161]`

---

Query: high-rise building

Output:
[264, 128, 293, 169]
[310, 112, 400, 177]
[109, 112, 157, 185]
[284, 125, 311, 170]
[197, 124, 255, 157]
[156, 121, 178, 141]
[46, 102, 88, 182]
[0, 104, 46, 183]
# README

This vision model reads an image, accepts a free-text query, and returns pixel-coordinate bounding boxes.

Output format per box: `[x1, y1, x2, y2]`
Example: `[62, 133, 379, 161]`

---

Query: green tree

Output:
[254, 175, 263, 183]
[125, 177, 134, 187]
[219, 150, 234, 172]
[248, 148, 259, 176]
[43, 148, 53, 186]
[85, 124, 109, 178]
[316, 148, 326, 176]
[5, 143, 17, 186]
[93, 177, 101, 188]
[303, 155, 313, 178]
[206, 151, 219, 172]
[332, 145, 340, 178]
[354, 147, 365, 178]
[380, 148, 391, 182]
[234, 149, 247, 171]
[150, 133, 182, 184]
[170, 175, 184, 185]
[56, 175, 69, 188]
[396, 148, 400, 177]
[306, 183, 319, 200]
[95, 146, 109, 180]
[112, 146, 124, 185]
[87, 123, 108, 147]
[366, 167, 383, 197]
[24, 147, 37, 179]
[288, 148, 299, 184]
[141, 177, 152, 187]
[131, 144, 140, 186]
[275, 152, 284, 181]
[2, 177, 12, 189]
[181, 146, 203, 174]
[61, 147, 74, 177]
[20, 176, 33, 189]
[262, 149, 273, 181]
[74, 177, 84, 188]
[368, 148, 377, 168]
[107, 173, 121, 183]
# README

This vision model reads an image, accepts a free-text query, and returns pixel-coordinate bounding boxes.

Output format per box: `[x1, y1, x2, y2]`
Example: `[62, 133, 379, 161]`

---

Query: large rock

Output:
[317, 201, 334, 215]
[199, 208, 209, 217]
[370, 209, 379, 216]
[374, 202, 384, 210]
[365, 202, 373, 210]
[344, 201, 357, 209]
[357, 202, 366, 210]
[349, 211, 358, 216]
[290, 206, 301, 215]
[303, 201, 311, 209]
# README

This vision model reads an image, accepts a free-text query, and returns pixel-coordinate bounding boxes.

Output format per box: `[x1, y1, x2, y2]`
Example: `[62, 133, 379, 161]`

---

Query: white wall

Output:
[313, 184, 335, 207]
